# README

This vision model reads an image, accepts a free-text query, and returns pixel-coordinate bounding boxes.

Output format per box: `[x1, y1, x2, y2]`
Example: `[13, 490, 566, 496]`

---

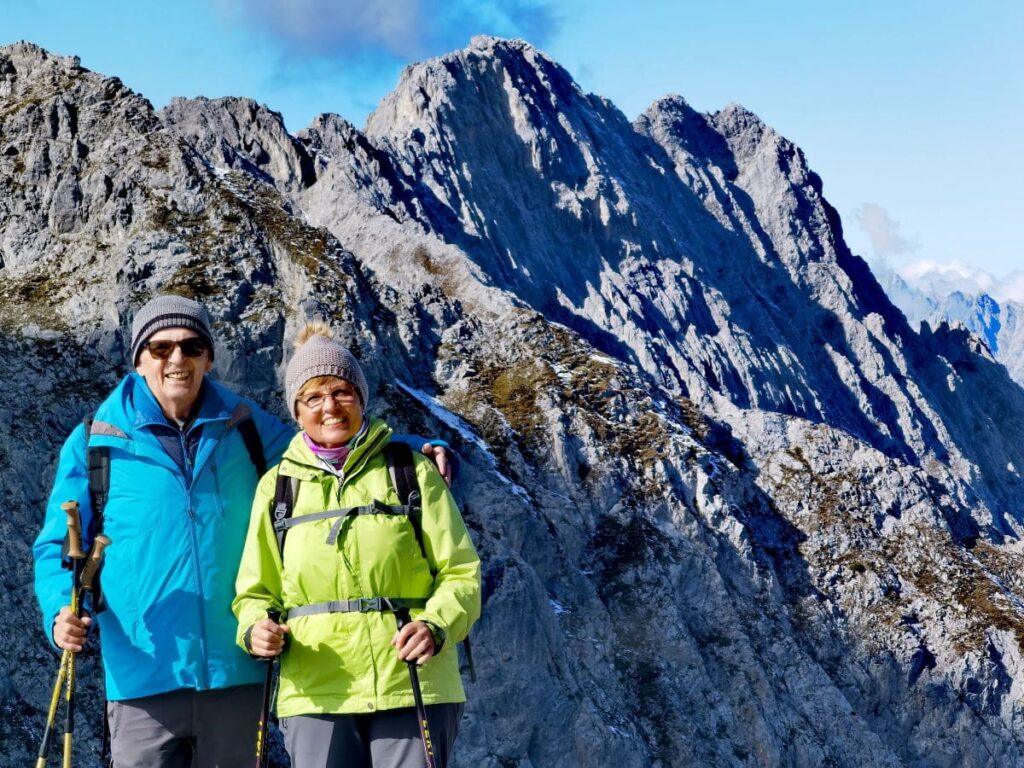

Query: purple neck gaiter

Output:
[303, 419, 368, 468]
[303, 432, 350, 467]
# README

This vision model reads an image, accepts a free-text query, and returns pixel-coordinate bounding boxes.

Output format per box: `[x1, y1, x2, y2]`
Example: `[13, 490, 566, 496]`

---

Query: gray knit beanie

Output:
[285, 331, 369, 416]
[130, 295, 215, 365]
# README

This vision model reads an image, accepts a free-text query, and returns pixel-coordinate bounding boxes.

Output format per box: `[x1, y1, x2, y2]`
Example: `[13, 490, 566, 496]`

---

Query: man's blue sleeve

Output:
[33, 423, 92, 648]
[392, 434, 460, 481]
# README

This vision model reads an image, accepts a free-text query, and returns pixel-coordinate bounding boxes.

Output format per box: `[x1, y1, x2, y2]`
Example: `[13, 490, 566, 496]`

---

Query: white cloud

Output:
[997, 271, 1024, 303]
[854, 202, 919, 258]
[896, 259, 1024, 304]
[226, 0, 561, 61]
[230, 0, 423, 58]
[897, 258, 993, 295]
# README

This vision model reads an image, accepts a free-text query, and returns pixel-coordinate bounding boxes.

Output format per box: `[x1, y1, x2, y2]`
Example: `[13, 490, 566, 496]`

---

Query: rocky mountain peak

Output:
[712, 101, 768, 137]
[5, 38, 1024, 767]
[1, 40, 81, 84]
[161, 95, 317, 189]
[367, 33, 618, 181]
[877, 262, 1024, 387]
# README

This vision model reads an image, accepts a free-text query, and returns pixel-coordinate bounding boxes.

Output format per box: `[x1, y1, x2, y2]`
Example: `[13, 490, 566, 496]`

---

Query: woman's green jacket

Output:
[233, 418, 481, 717]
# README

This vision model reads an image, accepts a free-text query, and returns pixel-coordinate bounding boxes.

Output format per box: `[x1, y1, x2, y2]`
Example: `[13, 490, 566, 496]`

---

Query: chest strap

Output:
[287, 597, 427, 618]
[274, 500, 420, 545]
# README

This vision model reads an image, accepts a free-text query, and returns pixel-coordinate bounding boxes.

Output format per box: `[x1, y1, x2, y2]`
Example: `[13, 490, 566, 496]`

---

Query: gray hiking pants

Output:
[106, 683, 262, 768]
[279, 702, 464, 768]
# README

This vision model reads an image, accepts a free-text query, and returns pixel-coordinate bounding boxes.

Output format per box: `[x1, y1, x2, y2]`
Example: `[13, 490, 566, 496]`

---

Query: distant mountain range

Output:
[876, 261, 1024, 384]
[4, 37, 1024, 767]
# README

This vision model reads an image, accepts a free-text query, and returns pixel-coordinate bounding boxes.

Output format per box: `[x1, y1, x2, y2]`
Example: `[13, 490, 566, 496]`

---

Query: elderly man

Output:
[33, 295, 450, 767]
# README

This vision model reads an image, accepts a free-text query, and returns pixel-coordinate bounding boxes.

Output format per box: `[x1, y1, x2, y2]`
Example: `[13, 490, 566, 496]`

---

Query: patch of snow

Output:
[397, 381, 532, 500]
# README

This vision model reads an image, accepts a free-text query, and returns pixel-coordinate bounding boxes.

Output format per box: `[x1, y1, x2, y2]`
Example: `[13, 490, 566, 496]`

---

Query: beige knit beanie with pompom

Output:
[284, 322, 368, 416]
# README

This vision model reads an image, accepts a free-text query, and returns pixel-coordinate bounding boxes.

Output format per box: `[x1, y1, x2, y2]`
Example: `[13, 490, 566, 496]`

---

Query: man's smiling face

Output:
[134, 328, 212, 419]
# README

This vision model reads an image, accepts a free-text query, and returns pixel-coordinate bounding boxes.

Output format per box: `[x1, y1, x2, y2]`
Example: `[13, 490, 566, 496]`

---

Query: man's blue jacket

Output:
[33, 373, 293, 700]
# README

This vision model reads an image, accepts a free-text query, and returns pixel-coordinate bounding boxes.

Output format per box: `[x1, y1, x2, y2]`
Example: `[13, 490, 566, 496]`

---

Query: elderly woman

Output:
[233, 323, 481, 768]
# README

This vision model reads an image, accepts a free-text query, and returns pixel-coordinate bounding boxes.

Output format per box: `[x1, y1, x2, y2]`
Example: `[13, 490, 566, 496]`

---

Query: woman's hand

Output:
[392, 620, 435, 665]
[249, 617, 289, 658]
[53, 606, 91, 652]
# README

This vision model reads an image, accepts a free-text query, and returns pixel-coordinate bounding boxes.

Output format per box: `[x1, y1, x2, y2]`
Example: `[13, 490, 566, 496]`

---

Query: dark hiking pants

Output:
[280, 702, 464, 768]
[107, 683, 262, 767]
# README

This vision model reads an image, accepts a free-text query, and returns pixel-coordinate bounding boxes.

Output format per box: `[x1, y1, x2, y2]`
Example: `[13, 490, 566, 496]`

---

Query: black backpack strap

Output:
[237, 416, 267, 478]
[84, 416, 111, 530]
[83, 415, 111, 613]
[385, 441, 417, 506]
[385, 441, 476, 675]
[272, 473, 299, 560]
[385, 442, 428, 568]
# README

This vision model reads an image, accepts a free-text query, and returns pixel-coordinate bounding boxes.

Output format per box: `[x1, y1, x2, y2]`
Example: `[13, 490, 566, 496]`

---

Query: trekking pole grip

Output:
[266, 608, 283, 655]
[80, 534, 112, 593]
[395, 607, 411, 631]
[61, 501, 85, 560]
[255, 608, 282, 768]
[393, 607, 437, 768]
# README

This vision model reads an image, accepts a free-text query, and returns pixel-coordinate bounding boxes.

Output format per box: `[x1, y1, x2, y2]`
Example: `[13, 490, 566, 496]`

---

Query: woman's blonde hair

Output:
[297, 375, 343, 398]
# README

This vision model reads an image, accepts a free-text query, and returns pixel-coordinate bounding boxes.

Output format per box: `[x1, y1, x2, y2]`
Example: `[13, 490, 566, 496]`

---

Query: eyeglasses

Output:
[299, 386, 359, 410]
[143, 338, 209, 359]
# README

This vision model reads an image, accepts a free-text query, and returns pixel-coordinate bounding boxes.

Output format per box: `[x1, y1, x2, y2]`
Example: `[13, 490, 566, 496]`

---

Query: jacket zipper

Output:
[180, 427, 209, 688]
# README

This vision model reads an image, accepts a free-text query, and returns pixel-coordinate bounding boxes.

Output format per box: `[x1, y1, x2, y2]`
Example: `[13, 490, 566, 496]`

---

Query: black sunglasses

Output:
[143, 338, 209, 359]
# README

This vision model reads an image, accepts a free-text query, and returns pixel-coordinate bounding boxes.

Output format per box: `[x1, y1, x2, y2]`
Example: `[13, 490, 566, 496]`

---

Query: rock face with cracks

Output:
[3, 37, 1024, 767]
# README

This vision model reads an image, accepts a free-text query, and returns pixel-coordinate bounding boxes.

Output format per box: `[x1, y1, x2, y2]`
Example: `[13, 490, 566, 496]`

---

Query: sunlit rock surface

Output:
[3, 38, 1024, 767]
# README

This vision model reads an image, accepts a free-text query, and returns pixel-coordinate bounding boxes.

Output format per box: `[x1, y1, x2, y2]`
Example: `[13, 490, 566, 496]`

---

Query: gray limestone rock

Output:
[3, 36, 1024, 768]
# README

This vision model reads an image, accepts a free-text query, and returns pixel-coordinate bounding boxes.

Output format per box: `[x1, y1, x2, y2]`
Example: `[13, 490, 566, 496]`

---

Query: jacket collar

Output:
[130, 373, 236, 431]
[89, 375, 249, 480]
[280, 417, 393, 484]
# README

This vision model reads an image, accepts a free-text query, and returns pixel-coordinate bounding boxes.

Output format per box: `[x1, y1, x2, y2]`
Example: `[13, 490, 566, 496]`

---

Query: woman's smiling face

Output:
[296, 376, 363, 448]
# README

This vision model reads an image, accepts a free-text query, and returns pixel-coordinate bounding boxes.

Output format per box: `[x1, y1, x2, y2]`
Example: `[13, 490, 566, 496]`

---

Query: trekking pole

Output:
[394, 608, 438, 768]
[62, 533, 111, 768]
[35, 502, 87, 768]
[36, 650, 71, 768]
[255, 609, 282, 768]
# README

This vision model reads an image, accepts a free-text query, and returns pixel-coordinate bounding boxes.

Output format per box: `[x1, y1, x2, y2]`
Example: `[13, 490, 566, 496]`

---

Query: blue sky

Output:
[3, 0, 1021, 279]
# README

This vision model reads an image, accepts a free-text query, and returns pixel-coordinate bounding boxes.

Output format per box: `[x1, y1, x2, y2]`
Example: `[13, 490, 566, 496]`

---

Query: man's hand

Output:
[249, 617, 289, 658]
[53, 606, 91, 652]
[392, 620, 436, 665]
[421, 443, 452, 487]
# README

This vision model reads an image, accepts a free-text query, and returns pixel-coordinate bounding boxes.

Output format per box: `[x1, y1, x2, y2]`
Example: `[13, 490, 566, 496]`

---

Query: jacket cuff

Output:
[424, 621, 446, 653]
[242, 624, 257, 656]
